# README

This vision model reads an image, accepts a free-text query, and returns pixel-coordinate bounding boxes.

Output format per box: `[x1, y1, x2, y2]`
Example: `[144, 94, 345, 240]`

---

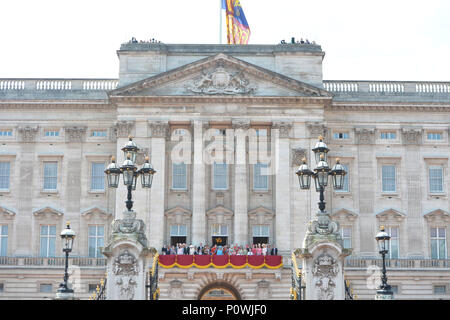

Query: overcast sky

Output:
[0, 0, 449, 81]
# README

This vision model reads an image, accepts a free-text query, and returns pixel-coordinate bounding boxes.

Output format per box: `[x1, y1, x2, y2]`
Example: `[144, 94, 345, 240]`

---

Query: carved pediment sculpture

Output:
[185, 67, 256, 95]
[312, 251, 339, 300]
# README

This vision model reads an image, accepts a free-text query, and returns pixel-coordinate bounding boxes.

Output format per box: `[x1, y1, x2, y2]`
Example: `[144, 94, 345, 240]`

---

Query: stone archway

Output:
[197, 281, 241, 300]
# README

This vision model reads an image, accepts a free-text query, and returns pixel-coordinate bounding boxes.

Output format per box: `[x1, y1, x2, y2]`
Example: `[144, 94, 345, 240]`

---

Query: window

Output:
[43, 162, 58, 191]
[255, 129, 267, 137]
[336, 164, 349, 192]
[40, 225, 56, 257]
[429, 166, 444, 193]
[391, 285, 399, 295]
[252, 225, 270, 237]
[212, 224, 228, 236]
[381, 165, 396, 193]
[0, 283, 3, 293]
[88, 284, 98, 293]
[172, 162, 187, 190]
[340, 227, 352, 249]
[427, 132, 443, 141]
[431, 227, 447, 259]
[0, 225, 8, 256]
[253, 163, 268, 190]
[44, 130, 59, 137]
[173, 128, 188, 136]
[88, 225, 104, 258]
[39, 284, 53, 293]
[170, 225, 187, 236]
[0, 162, 10, 190]
[380, 132, 396, 140]
[333, 132, 349, 140]
[91, 162, 105, 191]
[0, 130, 12, 137]
[434, 285, 446, 295]
[386, 227, 399, 259]
[91, 130, 107, 137]
[213, 162, 228, 190]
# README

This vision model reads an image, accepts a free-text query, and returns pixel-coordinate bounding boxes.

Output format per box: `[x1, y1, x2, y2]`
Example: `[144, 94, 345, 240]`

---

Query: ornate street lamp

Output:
[105, 137, 156, 212]
[55, 222, 76, 300]
[375, 226, 394, 300]
[296, 136, 346, 213]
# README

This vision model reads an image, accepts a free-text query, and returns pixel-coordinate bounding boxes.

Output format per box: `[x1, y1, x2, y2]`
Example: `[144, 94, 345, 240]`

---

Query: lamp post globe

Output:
[296, 158, 313, 190]
[121, 135, 139, 164]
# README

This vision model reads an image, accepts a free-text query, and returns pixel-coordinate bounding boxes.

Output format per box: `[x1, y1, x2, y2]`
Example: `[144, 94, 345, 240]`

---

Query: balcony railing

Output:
[0, 79, 119, 91]
[0, 256, 106, 267]
[323, 80, 450, 94]
[345, 258, 450, 269]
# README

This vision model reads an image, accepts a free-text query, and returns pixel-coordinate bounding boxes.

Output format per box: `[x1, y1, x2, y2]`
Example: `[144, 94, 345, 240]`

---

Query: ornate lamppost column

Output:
[293, 136, 351, 300]
[101, 136, 158, 300]
[375, 226, 394, 300]
[55, 222, 76, 300]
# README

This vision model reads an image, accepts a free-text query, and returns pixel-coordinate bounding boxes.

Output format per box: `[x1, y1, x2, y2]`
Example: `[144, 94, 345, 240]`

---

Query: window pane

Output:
[343, 238, 351, 249]
[91, 163, 105, 190]
[172, 163, 187, 189]
[43, 162, 57, 190]
[429, 166, 443, 193]
[0, 162, 10, 189]
[48, 237, 55, 257]
[431, 227, 437, 238]
[431, 239, 438, 259]
[49, 226, 56, 235]
[170, 225, 178, 236]
[390, 240, 399, 258]
[213, 163, 227, 189]
[254, 163, 268, 190]
[1, 225, 8, 235]
[40, 237, 47, 257]
[220, 225, 228, 235]
[438, 228, 446, 238]
[382, 165, 396, 192]
[439, 240, 446, 259]
[179, 225, 187, 236]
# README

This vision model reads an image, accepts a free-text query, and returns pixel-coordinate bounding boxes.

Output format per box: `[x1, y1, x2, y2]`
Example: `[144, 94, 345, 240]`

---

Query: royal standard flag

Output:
[223, 0, 251, 44]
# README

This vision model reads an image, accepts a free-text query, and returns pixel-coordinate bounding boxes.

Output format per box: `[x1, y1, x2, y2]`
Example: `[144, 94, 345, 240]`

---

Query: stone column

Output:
[148, 121, 168, 251]
[401, 128, 423, 257]
[15, 126, 39, 255]
[272, 121, 292, 254]
[232, 120, 250, 245]
[354, 127, 376, 255]
[191, 121, 207, 245]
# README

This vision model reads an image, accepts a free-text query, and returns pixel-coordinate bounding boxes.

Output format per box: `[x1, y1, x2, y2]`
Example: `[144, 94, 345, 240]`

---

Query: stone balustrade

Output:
[324, 80, 450, 94]
[0, 79, 118, 91]
[0, 256, 106, 267]
[345, 258, 450, 269]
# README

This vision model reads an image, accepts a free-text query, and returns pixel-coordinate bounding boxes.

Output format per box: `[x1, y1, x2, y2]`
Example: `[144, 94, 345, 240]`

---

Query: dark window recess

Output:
[171, 236, 187, 246]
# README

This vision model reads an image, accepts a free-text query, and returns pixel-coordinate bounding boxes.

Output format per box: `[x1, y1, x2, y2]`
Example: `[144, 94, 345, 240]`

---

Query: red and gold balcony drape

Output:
[158, 255, 282, 269]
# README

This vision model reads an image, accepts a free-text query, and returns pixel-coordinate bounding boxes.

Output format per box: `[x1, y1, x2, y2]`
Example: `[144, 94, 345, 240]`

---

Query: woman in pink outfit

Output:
[251, 244, 257, 255]
[256, 243, 262, 255]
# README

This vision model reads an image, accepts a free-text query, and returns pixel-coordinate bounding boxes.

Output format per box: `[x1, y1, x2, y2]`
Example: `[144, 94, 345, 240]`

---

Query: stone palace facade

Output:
[0, 41, 449, 299]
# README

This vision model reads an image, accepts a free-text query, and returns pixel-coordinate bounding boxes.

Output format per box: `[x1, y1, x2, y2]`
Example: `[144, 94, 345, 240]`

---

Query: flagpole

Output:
[219, 0, 223, 44]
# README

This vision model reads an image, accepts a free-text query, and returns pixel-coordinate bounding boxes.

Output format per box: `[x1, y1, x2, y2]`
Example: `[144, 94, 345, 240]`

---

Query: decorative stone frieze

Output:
[312, 251, 339, 300]
[256, 280, 271, 299]
[148, 121, 169, 138]
[17, 125, 39, 142]
[111, 210, 147, 247]
[291, 147, 307, 167]
[272, 121, 292, 138]
[113, 249, 139, 300]
[401, 127, 422, 145]
[64, 126, 87, 143]
[135, 148, 150, 165]
[114, 120, 135, 138]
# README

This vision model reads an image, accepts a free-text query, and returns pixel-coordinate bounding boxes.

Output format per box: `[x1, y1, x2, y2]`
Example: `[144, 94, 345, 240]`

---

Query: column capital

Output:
[306, 122, 327, 139]
[232, 119, 251, 130]
[354, 126, 376, 145]
[148, 120, 169, 138]
[17, 125, 39, 142]
[291, 147, 307, 167]
[114, 120, 135, 139]
[272, 121, 292, 138]
[64, 126, 87, 143]
[401, 127, 422, 145]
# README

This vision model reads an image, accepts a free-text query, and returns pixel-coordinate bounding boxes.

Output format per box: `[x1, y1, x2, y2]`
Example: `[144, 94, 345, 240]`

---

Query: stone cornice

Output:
[327, 101, 450, 112]
[0, 101, 112, 110]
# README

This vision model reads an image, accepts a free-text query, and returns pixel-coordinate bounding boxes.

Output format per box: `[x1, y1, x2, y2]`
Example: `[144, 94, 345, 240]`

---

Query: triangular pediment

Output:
[81, 206, 111, 219]
[248, 206, 274, 216]
[206, 205, 234, 216]
[109, 53, 331, 101]
[165, 206, 191, 216]
[0, 206, 16, 217]
[33, 206, 64, 218]
[423, 209, 450, 221]
[331, 208, 358, 221]
[375, 208, 406, 221]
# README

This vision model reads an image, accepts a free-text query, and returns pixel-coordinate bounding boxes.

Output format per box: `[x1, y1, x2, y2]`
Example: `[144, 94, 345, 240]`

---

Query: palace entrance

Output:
[197, 282, 241, 300]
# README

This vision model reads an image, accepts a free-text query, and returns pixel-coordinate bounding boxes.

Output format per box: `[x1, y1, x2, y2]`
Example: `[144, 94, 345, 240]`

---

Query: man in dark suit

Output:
[270, 244, 278, 256]
[183, 243, 189, 255]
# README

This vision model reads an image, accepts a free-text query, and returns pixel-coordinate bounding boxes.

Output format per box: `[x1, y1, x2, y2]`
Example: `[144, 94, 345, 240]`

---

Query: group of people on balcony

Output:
[160, 243, 279, 256]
